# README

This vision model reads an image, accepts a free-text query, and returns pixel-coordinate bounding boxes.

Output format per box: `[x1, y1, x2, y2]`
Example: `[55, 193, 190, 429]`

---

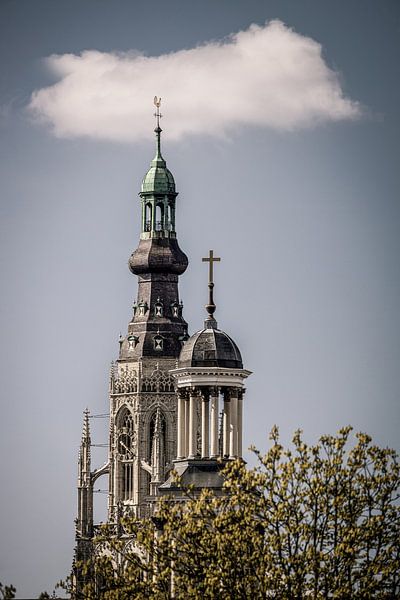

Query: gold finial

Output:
[153, 96, 162, 128]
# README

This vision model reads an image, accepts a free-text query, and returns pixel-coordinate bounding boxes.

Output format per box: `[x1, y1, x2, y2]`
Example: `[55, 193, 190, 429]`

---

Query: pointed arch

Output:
[115, 406, 135, 501]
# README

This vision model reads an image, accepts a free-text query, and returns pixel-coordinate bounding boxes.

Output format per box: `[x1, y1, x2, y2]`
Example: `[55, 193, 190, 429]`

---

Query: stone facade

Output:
[108, 358, 179, 519]
[73, 116, 188, 586]
[72, 109, 250, 593]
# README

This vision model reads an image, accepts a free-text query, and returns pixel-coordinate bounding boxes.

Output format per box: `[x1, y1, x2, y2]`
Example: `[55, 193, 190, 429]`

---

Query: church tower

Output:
[108, 98, 188, 519]
[73, 101, 250, 590]
[75, 98, 188, 554]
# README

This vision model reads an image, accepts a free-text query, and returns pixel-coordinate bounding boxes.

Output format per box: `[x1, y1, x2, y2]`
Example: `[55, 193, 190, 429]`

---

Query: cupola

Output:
[138, 97, 178, 240]
[169, 251, 251, 463]
[128, 97, 188, 277]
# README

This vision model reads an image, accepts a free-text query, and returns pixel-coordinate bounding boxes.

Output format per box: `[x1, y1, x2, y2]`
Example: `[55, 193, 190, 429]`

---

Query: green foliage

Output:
[0, 583, 16, 600]
[66, 427, 400, 599]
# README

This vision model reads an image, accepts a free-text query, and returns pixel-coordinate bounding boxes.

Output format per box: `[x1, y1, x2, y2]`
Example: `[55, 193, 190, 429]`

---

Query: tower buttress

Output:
[77, 409, 93, 538]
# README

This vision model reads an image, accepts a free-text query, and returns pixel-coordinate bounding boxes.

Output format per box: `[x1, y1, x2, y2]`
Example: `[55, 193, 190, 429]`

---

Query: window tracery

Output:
[116, 408, 135, 500]
[111, 365, 138, 394]
[141, 370, 175, 393]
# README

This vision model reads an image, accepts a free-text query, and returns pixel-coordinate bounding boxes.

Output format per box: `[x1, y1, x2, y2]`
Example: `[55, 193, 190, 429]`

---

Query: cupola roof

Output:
[179, 326, 243, 369]
[141, 98, 176, 195]
[178, 249, 243, 369]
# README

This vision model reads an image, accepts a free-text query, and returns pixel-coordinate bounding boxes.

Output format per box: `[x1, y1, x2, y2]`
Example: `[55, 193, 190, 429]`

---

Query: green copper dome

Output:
[141, 126, 176, 195]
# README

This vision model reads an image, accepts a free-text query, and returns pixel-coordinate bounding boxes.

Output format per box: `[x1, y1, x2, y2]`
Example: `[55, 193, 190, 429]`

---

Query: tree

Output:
[65, 427, 400, 599]
[0, 583, 16, 600]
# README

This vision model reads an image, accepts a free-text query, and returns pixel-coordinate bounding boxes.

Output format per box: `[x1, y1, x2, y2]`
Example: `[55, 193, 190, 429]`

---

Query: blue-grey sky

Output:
[0, 1, 399, 596]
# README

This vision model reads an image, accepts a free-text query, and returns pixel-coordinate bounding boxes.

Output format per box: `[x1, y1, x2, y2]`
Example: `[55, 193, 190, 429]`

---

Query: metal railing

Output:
[144, 221, 174, 232]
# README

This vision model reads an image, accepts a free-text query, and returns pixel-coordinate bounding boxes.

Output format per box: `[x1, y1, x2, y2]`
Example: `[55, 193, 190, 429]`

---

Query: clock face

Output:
[118, 433, 132, 457]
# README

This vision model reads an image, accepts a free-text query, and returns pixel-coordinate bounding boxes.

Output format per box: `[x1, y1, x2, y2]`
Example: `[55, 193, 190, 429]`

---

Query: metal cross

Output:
[202, 250, 221, 284]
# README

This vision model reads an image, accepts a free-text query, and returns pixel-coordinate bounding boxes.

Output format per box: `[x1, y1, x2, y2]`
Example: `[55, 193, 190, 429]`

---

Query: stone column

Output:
[229, 389, 238, 458]
[238, 391, 243, 458]
[222, 390, 230, 457]
[201, 390, 210, 458]
[177, 391, 185, 459]
[184, 396, 190, 457]
[188, 388, 197, 458]
[151, 201, 156, 232]
[210, 387, 219, 458]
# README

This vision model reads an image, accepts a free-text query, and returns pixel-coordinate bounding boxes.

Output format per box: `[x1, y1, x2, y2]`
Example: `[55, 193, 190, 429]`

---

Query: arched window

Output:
[155, 204, 164, 231]
[117, 408, 135, 500]
[145, 204, 152, 231]
[166, 204, 172, 230]
[169, 204, 175, 231]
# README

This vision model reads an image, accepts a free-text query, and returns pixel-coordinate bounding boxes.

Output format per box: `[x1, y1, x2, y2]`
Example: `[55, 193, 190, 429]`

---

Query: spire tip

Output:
[202, 250, 221, 329]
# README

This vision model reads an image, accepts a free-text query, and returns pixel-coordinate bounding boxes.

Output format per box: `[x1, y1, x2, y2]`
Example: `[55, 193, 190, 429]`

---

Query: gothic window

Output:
[118, 432, 132, 456]
[122, 463, 133, 500]
[117, 409, 135, 501]
[117, 410, 134, 460]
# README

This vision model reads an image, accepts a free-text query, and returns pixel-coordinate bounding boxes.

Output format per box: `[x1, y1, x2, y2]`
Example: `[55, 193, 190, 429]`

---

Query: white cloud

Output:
[29, 20, 361, 143]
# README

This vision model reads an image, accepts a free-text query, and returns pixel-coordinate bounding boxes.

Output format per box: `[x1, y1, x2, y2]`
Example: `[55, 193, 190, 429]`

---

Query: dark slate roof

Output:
[179, 326, 243, 369]
[129, 237, 188, 275]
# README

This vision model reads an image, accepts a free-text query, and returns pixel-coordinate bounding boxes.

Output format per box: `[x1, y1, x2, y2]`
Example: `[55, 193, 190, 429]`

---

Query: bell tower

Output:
[107, 98, 188, 519]
[73, 101, 251, 595]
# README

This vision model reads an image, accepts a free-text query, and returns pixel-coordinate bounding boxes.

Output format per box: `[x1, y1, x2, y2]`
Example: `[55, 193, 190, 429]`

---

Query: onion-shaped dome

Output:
[179, 326, 243, 369]
[129, 237, 188, 275]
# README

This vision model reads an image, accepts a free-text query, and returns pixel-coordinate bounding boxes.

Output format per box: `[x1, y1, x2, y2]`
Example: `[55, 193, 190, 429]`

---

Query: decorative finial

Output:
[202, 250, 221, 329]
[82, 408, 91, 443]
[153, 96, 162, 129]
[154, 406, 162, 434]
[153, 96, 164, 161]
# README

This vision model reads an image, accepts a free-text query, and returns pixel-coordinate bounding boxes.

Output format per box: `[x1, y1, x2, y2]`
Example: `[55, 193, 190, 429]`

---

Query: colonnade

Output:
[176, 386, 244, 460]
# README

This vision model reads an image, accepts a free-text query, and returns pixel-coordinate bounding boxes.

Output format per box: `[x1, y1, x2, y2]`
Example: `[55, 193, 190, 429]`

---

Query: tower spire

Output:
[79, 408, 91, 483]
[202, 250, 221, 329]
[77, 408, 93, 538]
[153, 96, 164, 165]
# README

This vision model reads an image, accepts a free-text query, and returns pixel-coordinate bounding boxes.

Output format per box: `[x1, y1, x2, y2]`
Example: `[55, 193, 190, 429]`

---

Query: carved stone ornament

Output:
[112, 365, 138, 394]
